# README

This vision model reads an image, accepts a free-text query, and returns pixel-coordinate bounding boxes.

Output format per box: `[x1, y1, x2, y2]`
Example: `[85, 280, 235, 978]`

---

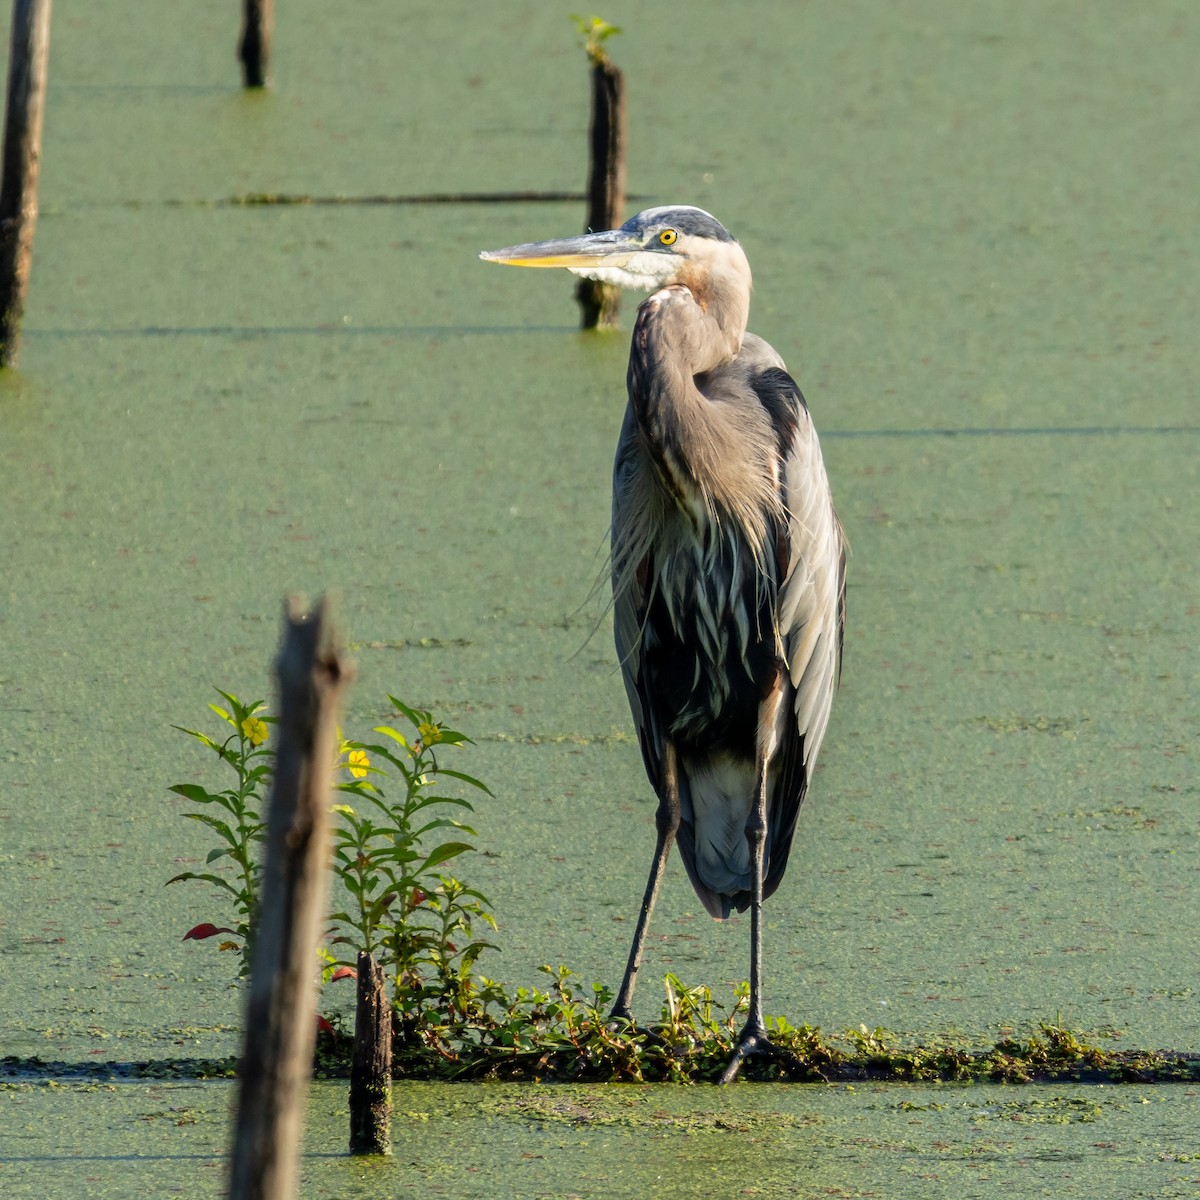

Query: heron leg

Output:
[610, 741, 681, 1022]
[718, 752, 773, 1084]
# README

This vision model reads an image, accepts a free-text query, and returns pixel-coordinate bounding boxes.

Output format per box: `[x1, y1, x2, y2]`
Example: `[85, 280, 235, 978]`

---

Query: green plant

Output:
[571, 14, 620, 66]
[329, 698, 497, 1030]
[169, 691, 496, 1008]
[167, 691, 273, 975]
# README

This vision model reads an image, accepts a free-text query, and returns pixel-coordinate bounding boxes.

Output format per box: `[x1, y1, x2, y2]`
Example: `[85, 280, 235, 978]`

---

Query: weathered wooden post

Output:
[348, 951, 392, 1156]
[574, 17, 626, 330]
[229, 596, 352, 1200]
[0, 0, 51, 368]
[239, 0, 273, 88]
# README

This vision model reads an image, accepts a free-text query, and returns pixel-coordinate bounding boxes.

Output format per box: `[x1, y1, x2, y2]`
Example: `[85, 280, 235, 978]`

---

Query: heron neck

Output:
[676, 256, 751, 368]
[625, 278, 769, 530]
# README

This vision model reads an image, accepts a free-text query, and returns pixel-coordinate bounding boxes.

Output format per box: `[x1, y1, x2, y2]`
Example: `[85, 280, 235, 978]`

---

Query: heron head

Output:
[480, 205, 748, 293]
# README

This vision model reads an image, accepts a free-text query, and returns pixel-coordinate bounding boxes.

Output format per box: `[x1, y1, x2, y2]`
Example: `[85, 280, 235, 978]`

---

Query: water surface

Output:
[1, 1, 1198, 1193]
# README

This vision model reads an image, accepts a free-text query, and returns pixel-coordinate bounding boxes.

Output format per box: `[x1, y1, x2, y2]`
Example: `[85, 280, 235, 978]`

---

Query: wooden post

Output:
[348, 951, 392, 1156]
[239, 0, 273, 88]
[0, 0, 51, 368]
[229, 596, 352, 1200]
[575, 51, 626, 330]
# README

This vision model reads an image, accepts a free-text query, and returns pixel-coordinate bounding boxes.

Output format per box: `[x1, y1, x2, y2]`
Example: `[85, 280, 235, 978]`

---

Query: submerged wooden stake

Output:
[0, 0, 52, 368]
[229, 596, 352, 1200]
[239, 0, 273, 88]
[575, 51, 626, 330]
[348, 951, 392, 1156]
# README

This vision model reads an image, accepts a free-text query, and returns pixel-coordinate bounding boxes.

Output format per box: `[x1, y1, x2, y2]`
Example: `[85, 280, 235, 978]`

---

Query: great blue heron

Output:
[481, 206, 845, 1082]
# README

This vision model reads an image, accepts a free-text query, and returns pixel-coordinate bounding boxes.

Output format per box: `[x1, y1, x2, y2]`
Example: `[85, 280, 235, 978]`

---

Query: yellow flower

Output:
[241, 716, 268, 746]
[417, 721, 442, 746]
[347, 748, 370, 779]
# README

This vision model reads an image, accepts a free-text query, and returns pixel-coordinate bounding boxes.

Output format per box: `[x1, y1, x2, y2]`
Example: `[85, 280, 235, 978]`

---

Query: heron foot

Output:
[606, 1003, 634, 1032]
[718, 1023, 799, 1085]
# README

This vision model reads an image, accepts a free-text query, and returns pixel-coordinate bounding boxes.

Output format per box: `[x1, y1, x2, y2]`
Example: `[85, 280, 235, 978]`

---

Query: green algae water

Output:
[3, 1080, 1199, 1199]
[2, 1080, 1200, 1200]
[1, 1, 1198, 1195]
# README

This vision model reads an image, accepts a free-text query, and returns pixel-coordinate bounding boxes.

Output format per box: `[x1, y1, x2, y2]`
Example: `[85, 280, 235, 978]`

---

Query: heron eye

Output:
[658, 229, 678, 246]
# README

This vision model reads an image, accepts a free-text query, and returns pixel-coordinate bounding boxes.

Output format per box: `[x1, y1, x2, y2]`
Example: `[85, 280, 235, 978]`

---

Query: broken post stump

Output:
[348, 951, 392, 1156]
[575, 50, 626, 330]
[0, 0, 52, 368]
[228, 596, 353, 1200]
[239, 0, 273, 88]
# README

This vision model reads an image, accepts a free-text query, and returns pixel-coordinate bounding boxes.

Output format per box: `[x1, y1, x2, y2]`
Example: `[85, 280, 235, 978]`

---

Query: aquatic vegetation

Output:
[167, 691, 273, 974]
[168, 691, 495, 1003]
[164, 690, 1200, 1087]
[307, 992, 1200, 1086]
[571, 14, 621, 66]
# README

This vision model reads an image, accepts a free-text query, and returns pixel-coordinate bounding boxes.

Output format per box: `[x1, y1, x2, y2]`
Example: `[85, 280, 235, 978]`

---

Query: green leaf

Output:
[173, 728, 228, 757]
[412, 797, 476, 821]
[571, 14, 621, 65]
[206, 847, 230, 864]
[217, 690, 267, 720]
[374, 846, 421, 867]
[436, 767, 493, 795]
[412, 817, 477, 840]
[368, 893, 398, 922]
[357, 741, 413, 776]
[387, 696, 426, 728]
[417, 841, 475, 874]
[360, 792, 395, 821]
[165, 871, 241, 898]
[369, 725, 411, 749]
[169, 783, 221, 805]
[182, 812, 238, 844]
[336, 780, 385, 804]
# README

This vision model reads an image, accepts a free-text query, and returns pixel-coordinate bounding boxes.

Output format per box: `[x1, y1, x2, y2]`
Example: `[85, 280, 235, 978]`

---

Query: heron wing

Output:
[778, 399, 845, 773]
[611, 404, 665, 793]
[751, 364, 846, 901]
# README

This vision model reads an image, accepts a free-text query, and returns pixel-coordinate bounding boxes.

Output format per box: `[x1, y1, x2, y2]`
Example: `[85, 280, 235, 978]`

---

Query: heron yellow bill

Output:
[479, 228, 640, 271]
[480, 226, 679, 291]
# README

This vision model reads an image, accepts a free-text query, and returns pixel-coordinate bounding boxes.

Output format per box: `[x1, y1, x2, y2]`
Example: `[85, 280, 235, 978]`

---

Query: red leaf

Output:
[330, 966, 357, 982]
[316, 1015, 337, 1039]
[183, 922, 234, 941]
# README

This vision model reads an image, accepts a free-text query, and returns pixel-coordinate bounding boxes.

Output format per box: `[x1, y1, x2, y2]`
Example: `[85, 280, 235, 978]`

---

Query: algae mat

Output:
[3, 1080, 1200, 1199]
[1, 0, 1199, 1195]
